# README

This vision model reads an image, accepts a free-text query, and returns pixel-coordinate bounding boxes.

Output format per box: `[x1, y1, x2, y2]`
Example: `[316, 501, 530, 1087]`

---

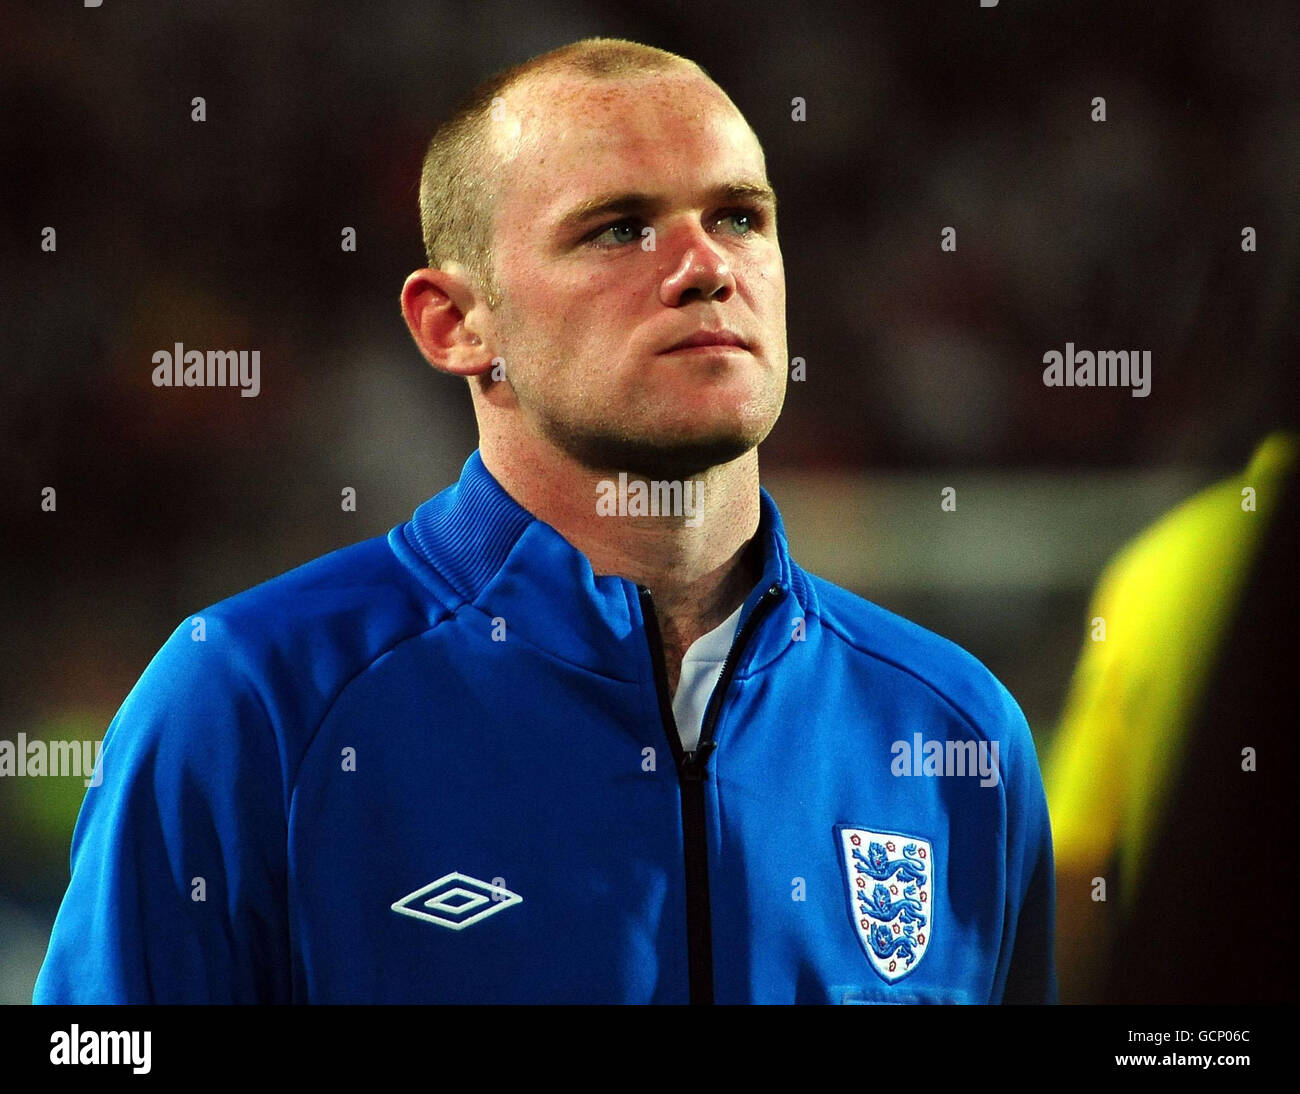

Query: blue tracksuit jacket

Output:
[34, 450, 1056, 1004]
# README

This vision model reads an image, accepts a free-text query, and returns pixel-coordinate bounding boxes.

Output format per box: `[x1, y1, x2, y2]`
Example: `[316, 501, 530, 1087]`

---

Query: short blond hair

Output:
[418, 38, 703, 308]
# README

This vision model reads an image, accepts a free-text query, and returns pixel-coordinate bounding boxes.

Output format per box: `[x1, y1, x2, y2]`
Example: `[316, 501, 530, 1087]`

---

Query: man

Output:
[35, 38, 1055, 1004]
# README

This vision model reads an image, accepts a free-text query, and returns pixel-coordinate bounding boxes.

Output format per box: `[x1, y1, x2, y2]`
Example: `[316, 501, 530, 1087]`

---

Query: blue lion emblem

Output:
[858, 883, 927, 927]
[854, 842, 927, 886]
[867, 923, 919, 966]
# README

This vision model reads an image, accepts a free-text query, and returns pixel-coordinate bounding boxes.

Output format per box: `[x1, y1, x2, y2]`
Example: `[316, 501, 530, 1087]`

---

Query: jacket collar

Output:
[391, 449, 814, 681]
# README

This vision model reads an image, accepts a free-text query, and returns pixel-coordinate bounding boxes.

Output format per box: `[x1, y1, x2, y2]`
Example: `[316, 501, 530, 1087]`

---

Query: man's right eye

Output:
[589, 220, 643, 248]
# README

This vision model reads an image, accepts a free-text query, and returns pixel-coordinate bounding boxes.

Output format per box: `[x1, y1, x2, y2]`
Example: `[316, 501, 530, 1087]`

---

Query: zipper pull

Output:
[680, 741, 716, 781]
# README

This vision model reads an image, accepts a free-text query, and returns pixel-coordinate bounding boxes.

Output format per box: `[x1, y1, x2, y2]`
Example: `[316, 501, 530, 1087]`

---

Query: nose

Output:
[658, 226, 736, 307]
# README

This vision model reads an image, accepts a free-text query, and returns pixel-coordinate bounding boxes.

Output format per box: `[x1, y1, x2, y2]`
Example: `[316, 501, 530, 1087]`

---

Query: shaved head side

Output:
[418, 38, 705, 309]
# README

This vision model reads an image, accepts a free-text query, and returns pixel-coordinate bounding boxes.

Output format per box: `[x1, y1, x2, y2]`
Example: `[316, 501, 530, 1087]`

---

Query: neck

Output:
[478, 427, 765, 695]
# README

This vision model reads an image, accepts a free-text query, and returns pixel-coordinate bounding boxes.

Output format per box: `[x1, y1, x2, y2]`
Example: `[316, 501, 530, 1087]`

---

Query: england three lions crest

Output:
[837, 826, 934, 983]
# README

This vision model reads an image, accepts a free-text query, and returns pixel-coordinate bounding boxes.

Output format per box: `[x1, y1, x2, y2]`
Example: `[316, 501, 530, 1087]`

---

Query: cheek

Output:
[498, 287, 592, 381]
[762, 249, 787, 296]
[765, 273, 788, 326]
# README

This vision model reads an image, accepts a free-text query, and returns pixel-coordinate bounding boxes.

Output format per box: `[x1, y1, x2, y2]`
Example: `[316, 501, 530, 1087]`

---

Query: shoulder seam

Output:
[284, 606, 456, 800]
[816, 611, 1013, 748]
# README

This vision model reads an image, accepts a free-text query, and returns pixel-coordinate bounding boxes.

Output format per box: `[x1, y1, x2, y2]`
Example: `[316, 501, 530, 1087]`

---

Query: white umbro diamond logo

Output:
[391, 872, 522, 930]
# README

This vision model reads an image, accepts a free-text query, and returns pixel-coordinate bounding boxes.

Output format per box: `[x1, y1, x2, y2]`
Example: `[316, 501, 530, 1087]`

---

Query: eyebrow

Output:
[552, 181, 778, 238]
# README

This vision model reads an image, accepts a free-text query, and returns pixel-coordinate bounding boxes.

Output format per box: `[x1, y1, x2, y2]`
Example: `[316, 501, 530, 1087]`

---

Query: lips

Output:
[659, 328, 751, 353]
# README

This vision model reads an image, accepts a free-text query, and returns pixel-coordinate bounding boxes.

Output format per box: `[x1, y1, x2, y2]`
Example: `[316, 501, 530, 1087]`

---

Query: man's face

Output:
[484, 68, 787, 478]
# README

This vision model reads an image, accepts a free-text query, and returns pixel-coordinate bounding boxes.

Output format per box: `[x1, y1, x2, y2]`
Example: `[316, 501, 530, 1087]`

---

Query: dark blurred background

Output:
[1, 0, 1296, 1003]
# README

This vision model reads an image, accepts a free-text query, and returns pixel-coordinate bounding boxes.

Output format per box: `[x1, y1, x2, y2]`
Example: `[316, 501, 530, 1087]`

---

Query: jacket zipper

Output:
[639, 582, 783, 1005]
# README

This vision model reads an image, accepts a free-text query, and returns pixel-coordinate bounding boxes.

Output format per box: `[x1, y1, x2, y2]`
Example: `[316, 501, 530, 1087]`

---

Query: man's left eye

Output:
[718, 211, 755, 235]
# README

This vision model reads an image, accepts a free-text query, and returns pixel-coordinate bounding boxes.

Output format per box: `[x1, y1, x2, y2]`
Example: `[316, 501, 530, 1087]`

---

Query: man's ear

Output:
[400, 265, 495, 377]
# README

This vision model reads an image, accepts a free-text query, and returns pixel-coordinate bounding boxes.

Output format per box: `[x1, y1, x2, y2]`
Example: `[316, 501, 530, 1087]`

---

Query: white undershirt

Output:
[670, 603, 743, 752]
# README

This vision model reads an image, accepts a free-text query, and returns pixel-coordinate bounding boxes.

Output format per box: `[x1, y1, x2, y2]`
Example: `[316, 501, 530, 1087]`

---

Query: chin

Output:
[558, 417, 776, 481]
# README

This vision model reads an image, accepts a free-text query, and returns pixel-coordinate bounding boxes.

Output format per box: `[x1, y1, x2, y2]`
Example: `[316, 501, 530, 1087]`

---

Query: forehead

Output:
[492, 70, 768, 218]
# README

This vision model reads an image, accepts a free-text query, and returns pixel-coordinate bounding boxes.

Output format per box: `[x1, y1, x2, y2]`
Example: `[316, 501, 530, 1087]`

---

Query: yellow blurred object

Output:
[1044, 432, 1297, 913]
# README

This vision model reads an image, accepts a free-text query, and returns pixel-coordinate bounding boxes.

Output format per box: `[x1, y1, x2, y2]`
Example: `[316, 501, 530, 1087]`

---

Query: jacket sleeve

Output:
[33, 615, 291, 1004]
[994, 687, 1059, 1004]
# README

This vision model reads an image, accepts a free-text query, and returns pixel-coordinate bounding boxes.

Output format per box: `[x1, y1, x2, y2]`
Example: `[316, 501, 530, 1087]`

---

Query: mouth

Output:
[658, 329, 753, 355]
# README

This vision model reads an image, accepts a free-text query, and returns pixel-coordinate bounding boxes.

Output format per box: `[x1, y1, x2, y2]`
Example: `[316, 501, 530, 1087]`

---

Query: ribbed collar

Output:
[389, 449, 814, 681]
